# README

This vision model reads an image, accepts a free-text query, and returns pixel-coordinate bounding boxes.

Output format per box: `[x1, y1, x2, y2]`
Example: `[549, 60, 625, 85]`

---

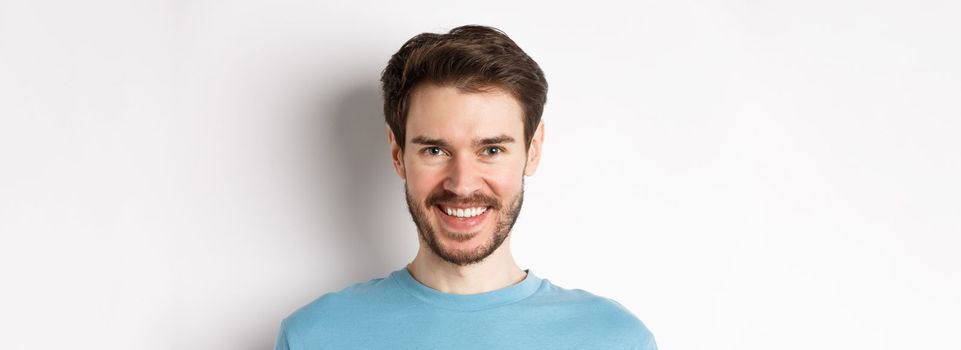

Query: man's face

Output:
[388, 83, 543, 266]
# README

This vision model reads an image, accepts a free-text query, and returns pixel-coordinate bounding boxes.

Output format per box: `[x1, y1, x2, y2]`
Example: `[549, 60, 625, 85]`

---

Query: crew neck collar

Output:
[390, 266, 544, 311]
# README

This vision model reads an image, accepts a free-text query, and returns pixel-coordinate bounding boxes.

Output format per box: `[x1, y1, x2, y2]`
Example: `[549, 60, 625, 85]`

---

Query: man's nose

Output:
[443, 154, 483, 197]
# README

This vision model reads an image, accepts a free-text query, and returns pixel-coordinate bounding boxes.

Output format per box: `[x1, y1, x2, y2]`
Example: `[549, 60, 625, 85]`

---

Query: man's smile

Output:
[439, 205, 489, 218]
[433, 204, 492, 233]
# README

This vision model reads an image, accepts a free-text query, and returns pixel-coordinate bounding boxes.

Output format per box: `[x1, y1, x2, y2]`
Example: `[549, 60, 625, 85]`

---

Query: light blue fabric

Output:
[275, 266, 657, 349]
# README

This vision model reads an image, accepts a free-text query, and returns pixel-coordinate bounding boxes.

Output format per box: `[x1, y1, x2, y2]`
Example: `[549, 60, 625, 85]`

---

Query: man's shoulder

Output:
[283, 274, 394, 329]
[535, 279, 657, 347]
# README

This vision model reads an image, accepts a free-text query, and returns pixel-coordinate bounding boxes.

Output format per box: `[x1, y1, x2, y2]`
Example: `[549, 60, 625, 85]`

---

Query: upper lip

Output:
[437, 204, 490, 209]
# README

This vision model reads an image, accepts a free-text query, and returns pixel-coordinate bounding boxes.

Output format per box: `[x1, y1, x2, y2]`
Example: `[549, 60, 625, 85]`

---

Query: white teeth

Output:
[442, 206, 488, 218]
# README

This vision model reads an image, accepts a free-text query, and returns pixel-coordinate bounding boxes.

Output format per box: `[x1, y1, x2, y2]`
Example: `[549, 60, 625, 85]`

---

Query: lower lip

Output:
[434, 205, 491, 232]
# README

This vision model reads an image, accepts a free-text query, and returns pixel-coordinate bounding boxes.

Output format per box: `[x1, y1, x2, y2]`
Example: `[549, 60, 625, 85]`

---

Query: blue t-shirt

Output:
[276, 266, 657, 349]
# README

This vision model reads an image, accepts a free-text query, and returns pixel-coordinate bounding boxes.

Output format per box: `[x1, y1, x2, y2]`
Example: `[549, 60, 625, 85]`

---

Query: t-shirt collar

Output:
[391, 266, 544, 311]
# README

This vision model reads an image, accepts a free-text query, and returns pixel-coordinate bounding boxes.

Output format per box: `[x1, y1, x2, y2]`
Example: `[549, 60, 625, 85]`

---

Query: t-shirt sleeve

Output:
[274, 319, 292, 350]
[603, 297, 657, 350]
[636, 334, 658, 350]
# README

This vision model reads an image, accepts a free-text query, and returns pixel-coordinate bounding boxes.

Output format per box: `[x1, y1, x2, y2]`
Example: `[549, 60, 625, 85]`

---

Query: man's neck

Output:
[406, 238, 527, 295]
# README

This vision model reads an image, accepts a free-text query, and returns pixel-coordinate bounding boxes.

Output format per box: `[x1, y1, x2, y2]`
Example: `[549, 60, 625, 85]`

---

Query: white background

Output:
[1, 0, 959, 349]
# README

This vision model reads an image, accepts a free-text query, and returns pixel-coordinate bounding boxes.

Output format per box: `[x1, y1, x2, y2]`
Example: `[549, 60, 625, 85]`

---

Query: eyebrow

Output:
[410, 136, 451, 148]
[410, 134, 516, 148]
[474, 135, 515, 147]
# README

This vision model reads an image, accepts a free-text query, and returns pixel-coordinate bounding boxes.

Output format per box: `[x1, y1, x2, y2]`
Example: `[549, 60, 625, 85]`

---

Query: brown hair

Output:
[381, 25, 548, 151]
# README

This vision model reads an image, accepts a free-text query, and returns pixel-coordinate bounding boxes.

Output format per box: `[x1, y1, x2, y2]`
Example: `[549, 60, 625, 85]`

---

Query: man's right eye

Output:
[423, 147, 444, 156]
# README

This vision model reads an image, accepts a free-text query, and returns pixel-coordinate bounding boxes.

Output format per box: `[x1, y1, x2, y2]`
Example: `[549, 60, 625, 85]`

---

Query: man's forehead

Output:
[405, 84, 525, 143]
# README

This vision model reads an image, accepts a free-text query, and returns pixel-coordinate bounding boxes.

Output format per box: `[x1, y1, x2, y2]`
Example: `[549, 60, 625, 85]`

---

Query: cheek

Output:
[490, 177, 522, 196]
[486, 166, 526, 196]
[405, 167, 445, 196]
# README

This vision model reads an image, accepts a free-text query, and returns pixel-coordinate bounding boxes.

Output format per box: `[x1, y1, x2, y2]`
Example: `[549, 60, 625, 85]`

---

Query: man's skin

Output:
[387, 82, 545, 295]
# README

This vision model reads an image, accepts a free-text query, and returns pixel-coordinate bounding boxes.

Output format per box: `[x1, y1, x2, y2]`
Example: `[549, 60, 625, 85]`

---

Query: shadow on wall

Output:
[321, 83, 409, 282]
[243, 79, 411, 350]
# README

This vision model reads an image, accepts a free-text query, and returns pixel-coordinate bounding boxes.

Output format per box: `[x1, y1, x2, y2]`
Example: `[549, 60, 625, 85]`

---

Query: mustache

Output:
[426, 191, 501, 210]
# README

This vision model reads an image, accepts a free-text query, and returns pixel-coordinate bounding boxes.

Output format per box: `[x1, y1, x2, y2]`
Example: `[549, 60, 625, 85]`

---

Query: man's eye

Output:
[483, 147, 503, 156]
[424, 147, 444, 156]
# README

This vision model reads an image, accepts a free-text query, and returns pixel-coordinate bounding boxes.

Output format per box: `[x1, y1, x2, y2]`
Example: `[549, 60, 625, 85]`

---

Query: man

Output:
[275, 25, 657, 349]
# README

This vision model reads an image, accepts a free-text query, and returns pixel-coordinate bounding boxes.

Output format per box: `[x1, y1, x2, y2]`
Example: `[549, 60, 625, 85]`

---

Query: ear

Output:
[387, 124, 406, 180]
[524, 120, 545, 177]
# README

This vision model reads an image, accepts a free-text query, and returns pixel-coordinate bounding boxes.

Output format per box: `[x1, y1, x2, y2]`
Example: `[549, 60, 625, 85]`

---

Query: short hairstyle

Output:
[380, 25, 548, 151]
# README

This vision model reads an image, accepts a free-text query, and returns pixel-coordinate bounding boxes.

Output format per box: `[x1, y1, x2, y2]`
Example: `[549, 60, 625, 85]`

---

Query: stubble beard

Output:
[404, 181, 524, 267]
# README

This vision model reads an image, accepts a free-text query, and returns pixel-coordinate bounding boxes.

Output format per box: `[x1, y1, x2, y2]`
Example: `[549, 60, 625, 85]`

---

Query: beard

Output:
[404, 181, 524, 267]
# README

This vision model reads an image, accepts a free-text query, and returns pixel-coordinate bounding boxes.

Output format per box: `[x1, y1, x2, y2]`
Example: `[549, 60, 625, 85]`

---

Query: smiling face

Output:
[388, 83, 544, 266]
